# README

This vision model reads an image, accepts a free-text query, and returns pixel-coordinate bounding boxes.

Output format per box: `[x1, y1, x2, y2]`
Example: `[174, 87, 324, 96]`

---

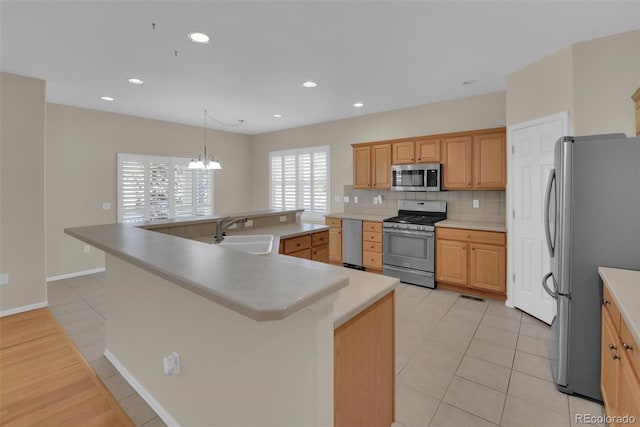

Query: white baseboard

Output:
[0, 301, 49, 317]
[47, 267, 106, 282]
[104, 349, 180, 427]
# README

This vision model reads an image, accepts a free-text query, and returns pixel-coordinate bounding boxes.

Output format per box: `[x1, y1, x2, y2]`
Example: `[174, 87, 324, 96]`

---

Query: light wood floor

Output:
[0, 308, 134, 427]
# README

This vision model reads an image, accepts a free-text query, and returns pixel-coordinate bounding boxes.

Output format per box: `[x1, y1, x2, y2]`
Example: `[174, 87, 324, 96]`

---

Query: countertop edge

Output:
[598, 266, 640, 346]
[435, 219, 507, 233]
[333, 286, 397, 328]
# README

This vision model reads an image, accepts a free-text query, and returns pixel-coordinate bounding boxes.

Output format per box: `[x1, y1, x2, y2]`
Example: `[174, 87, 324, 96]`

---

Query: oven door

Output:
[383, 228, 434, 272]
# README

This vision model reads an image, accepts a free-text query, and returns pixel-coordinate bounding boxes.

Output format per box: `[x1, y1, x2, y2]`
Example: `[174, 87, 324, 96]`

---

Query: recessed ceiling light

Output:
[462, 80, 476, 85]
[353, 102, 364, 108]
[100, 96, 115, 101]
[128, 78, 144, 85]
[302, 81, 318, 88]
[188, 32, 210, 44]
[273, 114, 283, 118]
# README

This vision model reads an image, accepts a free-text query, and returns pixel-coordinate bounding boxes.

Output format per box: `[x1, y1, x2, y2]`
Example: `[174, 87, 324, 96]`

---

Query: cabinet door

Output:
[372, 144, 391, 189]
[436, 239, 467, 285]
[415, 137, 441, 163]
[442, 136, 473, 189]
[618, 358, 640, 427]
[392, 141, 415, 165]
[353, 146, 371, 189]
[474, 133, 506, 189]
[469, 243, 506, 293]
[312, 244, 329, 263]
[601, 309, 621, 416]
[329, 227, 342, 264]
[288, 248, 312, 260]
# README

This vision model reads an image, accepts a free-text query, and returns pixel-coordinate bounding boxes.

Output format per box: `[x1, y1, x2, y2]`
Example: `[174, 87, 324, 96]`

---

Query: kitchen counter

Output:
[137, 208, 303, 229]
[435, 219, 507, 233]
[194, 222, 398, 327]
[325, 212, 390, 222]
[598, 266, 640, 345]
[65, 223, 347, 322]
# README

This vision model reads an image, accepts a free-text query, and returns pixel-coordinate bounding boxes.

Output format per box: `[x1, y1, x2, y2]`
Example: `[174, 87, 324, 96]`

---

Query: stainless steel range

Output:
[383, 200, 446, 288]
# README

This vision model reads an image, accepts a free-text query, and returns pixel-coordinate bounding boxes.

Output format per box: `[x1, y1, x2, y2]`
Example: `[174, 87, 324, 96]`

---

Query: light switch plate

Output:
[473, 199, 480, 208]
[373, 197, 378, 205]
[83, 245, 91, 254]
[0, 274, 8, 286]
[343, 196, 349, 203]
[279, 215, 287, 222]
[102, 202, 111, 210]
[245, 219, 254, 227]
[354, 196, 359, 204]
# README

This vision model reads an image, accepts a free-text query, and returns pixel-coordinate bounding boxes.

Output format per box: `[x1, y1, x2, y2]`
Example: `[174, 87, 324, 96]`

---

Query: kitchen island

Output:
[65, 216, 398, 427]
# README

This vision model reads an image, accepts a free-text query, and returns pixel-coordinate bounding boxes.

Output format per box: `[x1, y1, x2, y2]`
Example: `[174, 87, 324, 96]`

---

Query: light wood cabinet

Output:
[325, 218, 342, 265]
[352, 144, 391, 189]
[279, 230, 330, 264]
[362, 221, 383, 272]
[601, 281, 640, 426]
[442, 130, 506, 190]
[442, 136, 473, 189]
[436, 227, 506, 299]
[632, 87, 640, 136]
[415, 137, 441, 163]
[334, 291, 395, 427]
[392, 141, 415, 164]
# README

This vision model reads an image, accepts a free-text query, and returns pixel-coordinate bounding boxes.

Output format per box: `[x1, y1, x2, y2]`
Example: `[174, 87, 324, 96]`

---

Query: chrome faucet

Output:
[214, 217, 248, 243]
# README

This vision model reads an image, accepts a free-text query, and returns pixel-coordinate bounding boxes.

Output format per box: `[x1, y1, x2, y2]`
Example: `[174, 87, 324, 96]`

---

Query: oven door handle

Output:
[383, 229, 434, 238]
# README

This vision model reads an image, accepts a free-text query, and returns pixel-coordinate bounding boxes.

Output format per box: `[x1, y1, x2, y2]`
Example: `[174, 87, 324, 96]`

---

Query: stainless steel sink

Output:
[216, 235, 274, 255]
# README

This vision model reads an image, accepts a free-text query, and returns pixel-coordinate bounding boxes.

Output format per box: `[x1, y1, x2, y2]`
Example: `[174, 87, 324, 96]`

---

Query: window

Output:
[269, 145, 330, 220]
[117, 153, 213, 223]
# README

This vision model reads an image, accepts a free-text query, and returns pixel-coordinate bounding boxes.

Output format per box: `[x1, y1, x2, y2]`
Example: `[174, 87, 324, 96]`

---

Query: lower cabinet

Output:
[279, 230, 329, 263]
[334, 291, 395, 427]
[363, 221, 383, 272]
[601, 282, 640, 426]
[325, 218, 343, 264]
[436, 227, 506, 299]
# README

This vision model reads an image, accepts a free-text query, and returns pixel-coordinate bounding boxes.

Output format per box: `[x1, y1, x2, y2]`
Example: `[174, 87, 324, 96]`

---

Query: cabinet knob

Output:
[609, 343, 617, 350]
[411, 158, 414, 161]
[603, 299, 610, 305]
[370, 258, 374, 262]
[418, 157, 421, 161]
[472, 248, 475, 251]
[296, 243, 301, 247]
[623, 343, 634, 350]
[611, 353, 620, 360]
[477, 182, 480, 185]
[468, 183, 472, 187]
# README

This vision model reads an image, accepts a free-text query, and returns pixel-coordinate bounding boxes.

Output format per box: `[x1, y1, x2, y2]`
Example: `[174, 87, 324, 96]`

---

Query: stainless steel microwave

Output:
[390, 163, 441, 191]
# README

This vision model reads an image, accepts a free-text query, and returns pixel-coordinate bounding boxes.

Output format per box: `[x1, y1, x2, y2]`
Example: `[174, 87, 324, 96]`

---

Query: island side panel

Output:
[105, 255, 335, 426]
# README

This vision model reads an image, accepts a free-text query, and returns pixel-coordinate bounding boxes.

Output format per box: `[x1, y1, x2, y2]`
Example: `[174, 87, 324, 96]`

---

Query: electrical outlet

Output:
[227, 223, 238, 229]
[334, 195, 340, 203]
[473, 199, 480, 208]
[343, 196, 349, 203]
[0, 274, 8, 286]
[163, 352, 180, 376]
[102, 202, 111, 210]
[373, 197, 378, 205]
[245, 219, 253, 227]
[83, 245, 91, 254]
[377, 195, 383, 204]
[279, 215, 287, 222]
[354, 196, 359, 204]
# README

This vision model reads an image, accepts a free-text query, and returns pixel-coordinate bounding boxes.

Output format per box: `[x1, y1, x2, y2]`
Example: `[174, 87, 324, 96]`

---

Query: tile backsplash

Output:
[342, 186, 506, 223]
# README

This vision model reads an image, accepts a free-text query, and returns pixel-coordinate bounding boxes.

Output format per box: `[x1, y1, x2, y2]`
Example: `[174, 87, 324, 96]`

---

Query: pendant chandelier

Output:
[188, 108, 222, 170]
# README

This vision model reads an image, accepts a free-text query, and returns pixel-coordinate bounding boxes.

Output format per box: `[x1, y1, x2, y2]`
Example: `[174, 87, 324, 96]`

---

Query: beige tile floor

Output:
[48, 274, 605, 427]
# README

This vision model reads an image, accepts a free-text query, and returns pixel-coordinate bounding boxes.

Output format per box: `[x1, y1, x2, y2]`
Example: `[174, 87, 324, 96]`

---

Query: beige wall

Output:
[0, 72, 47, 312]
[506, 46, 574, 128]
[507, 30, 640, 135]
[46, 104, 252, 277]
[250, 92, 506, 212]
[573, 30, 640, 136]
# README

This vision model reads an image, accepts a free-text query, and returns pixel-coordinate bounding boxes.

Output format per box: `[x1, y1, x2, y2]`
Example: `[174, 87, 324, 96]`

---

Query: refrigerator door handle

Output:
[542, 272, 557, 299]
[544, 169, 556, 257]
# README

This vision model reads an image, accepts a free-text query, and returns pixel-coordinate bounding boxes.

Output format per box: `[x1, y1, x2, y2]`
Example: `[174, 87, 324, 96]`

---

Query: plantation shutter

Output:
[119, 159, 146, 223]
[174, 161, 194, 218]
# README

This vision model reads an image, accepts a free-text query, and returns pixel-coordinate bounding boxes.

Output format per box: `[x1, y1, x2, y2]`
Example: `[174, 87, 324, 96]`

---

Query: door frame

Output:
[506, 111, 570, 308]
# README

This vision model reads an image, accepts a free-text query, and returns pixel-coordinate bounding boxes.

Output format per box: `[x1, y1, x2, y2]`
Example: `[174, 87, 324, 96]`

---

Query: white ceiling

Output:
[2, 1, 639, 135]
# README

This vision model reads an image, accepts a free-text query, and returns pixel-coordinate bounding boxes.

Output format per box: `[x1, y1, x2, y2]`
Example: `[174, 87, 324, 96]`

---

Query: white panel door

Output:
[508, 112, 568, 324]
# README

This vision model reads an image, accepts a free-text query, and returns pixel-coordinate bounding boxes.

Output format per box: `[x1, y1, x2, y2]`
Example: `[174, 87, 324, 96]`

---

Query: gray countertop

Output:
[65, 223, 347, 322]
[599, 267, 640, 346]
[137, 209, 303, 229]
[325, 212, 390, 222]
[435, 219, 507, 233]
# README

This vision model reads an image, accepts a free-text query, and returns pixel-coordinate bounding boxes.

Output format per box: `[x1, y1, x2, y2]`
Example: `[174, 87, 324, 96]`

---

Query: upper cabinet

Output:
[442, 130, 506, 190]
[352, 143, 391, 190]
[354, 127, 505, 191]
[632, 87, 640, 136]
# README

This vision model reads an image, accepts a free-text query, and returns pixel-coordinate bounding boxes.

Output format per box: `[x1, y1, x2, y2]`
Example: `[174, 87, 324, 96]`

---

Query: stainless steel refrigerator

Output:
[542, 134, 640, 401]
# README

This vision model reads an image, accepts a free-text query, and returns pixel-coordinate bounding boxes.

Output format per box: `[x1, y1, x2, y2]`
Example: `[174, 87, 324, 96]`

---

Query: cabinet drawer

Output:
[363, 251, 383, 269]
[288, 248, 311, 260]
[621, 320, 639, 375]
[311, 231, 329, 246]
[325, 218, 342, 228]
[363, 221, 383, 232]
[363, 241, 383, 253]
[363, 231, 382, 243]
[436, 227, 506, 246]
[603, 285, 621, 333]
[283, 235, 311, 254]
